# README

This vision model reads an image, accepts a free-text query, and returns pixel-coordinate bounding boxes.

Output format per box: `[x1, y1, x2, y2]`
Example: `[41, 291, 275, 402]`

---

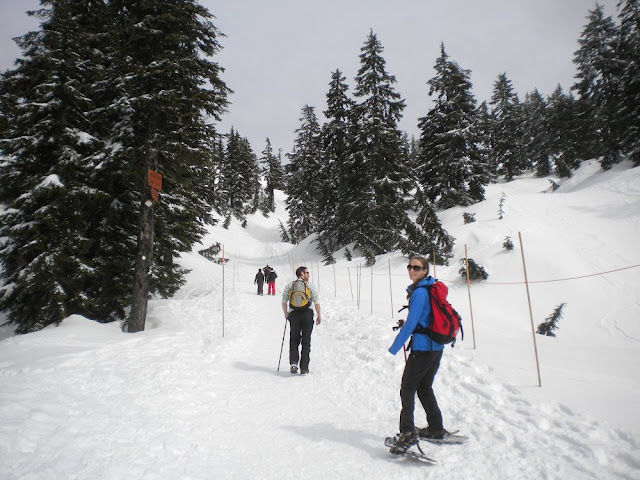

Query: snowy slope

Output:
[1, 162, 639, 479]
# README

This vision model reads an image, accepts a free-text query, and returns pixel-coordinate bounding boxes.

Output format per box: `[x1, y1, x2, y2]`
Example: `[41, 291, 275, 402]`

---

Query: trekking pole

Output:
[403, 345, 407, 363]
[277, 316, 288, 374]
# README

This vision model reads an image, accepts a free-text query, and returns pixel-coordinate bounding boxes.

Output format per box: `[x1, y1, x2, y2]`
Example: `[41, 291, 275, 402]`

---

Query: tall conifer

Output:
[572, 4, 624, 170]
[261, 138, 284, 213]
[317, 69, 355, 263]
[348, 31, 415, 263]
[285, 105, 322, 243]
[617, 0, 640, 166]
[490, 73, 527, 181]
[417, 44, 488, 209]
[0, 0, 109, 332]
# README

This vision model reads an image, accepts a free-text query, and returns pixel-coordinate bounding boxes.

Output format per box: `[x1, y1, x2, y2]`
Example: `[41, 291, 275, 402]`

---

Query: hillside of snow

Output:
[1, 161, 639, 479]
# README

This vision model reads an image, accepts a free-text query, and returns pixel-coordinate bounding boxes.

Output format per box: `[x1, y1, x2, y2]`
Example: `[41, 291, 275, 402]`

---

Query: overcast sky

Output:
[1, 0, 620, 155]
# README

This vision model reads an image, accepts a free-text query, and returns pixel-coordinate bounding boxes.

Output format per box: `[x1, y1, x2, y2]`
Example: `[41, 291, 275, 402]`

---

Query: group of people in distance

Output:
[254, 265, 278, 295]
[255, 256, 451, 453]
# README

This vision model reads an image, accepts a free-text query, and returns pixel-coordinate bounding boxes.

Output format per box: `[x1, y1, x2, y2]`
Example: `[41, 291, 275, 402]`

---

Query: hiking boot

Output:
[417, 427, 447, 439]
[389, 431, 418, 453]
[300, 369, 309, 375]
[290, 364, 298, 374]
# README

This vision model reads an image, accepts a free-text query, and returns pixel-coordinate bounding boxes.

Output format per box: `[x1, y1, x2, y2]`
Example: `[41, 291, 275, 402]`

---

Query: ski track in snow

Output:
[2, 164, 640, 479]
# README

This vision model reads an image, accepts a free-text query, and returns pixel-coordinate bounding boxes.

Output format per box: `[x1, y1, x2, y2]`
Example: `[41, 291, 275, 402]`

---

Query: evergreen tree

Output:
[546, 85, 582, 177]
[537, 303, 566, 337]
[220, 128, 260, 222]
[0, 0, 110, 333]
[617, 0, 640, 166]
[521, 89, 553, 177]
[261, 138, 284, 213]
[0, 0, 230, 334]
[417, 43, 489, 209]
[105, 0, 229, 332]
[285, 105, 322, 243]
[316, 69, 355, 263]
[572, 4, 624, 170]
[402, 204, 455, 265]
[347, 30, 416, 263]
[490, 73, 527, 181]
[459, 258, 489, 281]
[475, 101, 496, 180]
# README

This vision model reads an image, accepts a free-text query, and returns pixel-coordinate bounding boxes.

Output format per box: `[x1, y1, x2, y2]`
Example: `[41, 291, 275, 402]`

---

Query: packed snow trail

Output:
[1, 251, 638, 479]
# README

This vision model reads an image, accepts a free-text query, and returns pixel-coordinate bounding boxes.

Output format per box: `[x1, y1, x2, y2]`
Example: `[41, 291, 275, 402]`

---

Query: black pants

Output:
[288, 308, 314, 370]
[256, 282, 263, 295]
[399, 350, 443, 433]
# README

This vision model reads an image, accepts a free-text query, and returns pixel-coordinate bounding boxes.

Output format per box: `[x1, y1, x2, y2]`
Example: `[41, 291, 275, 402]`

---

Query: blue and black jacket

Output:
[388, 276, 444, 355]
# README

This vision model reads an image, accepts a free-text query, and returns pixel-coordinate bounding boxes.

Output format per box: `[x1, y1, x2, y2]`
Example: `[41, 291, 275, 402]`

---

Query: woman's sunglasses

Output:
[406, 265, 425, 272]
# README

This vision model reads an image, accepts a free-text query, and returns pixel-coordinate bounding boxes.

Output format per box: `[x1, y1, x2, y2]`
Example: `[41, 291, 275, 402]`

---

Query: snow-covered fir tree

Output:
[521, 89, 553, 177]
[285, 105, 322, 243]
[106, 0, 230, 332]
[260, 138, 284, 213]
[572, 4, 624, 170]
[316, 69, 355, 264]
[490, 73, 527, 181]
[402, 205, 455, 266]
[0, 0, 230, 334]
[546, 85, 583, 177]
[0, 0, 110, 333]
[347, 30, 416, 264]
[475, 101, 495, 182]
[617, 0, 640, 167]
[537, 303, 566, 337]
[220, 128, 261, 223]
[417, 43, 489, 209]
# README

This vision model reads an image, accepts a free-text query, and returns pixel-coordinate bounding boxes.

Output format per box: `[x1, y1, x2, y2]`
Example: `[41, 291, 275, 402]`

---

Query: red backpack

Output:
[418, 281, 463, 346]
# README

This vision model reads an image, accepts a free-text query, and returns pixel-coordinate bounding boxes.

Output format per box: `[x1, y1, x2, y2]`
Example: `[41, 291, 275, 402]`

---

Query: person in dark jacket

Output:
[266, 269, 278, 295]
[388, 255, 447, 452]
[254, 269, 264, 295]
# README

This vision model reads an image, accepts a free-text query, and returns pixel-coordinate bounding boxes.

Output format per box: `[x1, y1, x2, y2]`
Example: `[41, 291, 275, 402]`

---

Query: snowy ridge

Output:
[1, 162, 639, 479]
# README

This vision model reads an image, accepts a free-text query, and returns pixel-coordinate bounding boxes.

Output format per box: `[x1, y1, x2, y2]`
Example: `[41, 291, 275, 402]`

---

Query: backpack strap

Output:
[399, 283, 432, 339]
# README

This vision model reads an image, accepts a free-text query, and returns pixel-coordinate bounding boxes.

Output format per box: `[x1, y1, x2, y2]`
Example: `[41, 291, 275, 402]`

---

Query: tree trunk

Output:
[127, 163, 156, 333]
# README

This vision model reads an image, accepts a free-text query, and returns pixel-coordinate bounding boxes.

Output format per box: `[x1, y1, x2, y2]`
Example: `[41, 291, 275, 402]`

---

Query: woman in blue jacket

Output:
[388, 255, 446, 451]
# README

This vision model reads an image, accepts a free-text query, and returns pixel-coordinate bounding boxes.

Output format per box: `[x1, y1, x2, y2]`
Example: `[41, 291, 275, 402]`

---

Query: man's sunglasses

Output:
[406, 265, 425, 272]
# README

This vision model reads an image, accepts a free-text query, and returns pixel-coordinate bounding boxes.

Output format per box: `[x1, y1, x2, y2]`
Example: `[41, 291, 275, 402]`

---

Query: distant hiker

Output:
[266, 269, 278, 295]
[281, 266, 321, 375]
[387, 255, 447, 452]
[263, 265, 272, 283]
[254, 269, 264, 295]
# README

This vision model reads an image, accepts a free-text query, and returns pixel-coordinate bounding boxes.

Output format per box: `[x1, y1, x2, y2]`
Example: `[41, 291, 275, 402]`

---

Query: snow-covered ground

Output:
[1, 160, 639, 479]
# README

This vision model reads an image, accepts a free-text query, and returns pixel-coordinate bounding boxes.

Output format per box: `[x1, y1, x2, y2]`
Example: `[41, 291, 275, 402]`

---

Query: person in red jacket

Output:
[266, 269, 278, 295]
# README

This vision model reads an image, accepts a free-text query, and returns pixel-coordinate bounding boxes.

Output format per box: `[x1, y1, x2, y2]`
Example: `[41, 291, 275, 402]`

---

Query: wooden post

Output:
[357, 264, 361, 310]
[370, 263, 373, 314]
[333, 264, 337, 297]
[464, 245, 477, 349]
[518, 232, 542, 387]
[348, 267, 354, 301]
